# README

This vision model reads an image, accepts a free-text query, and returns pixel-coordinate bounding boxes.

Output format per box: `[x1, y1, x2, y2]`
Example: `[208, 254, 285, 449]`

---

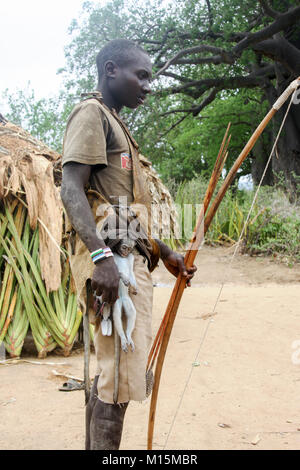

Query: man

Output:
[61, 39, 196, 450]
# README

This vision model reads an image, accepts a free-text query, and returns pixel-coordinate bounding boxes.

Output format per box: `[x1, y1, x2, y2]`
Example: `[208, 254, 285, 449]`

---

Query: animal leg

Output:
[122, 297, 137, 352]
[128, 253, 138, 294]
[119, 272, 130, 287]
[112, 300, 128, 352]
[114, 327, 120, 405]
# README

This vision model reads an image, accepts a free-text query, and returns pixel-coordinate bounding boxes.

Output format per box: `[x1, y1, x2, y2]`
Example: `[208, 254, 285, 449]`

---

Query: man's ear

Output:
[104, 60, 118, 78]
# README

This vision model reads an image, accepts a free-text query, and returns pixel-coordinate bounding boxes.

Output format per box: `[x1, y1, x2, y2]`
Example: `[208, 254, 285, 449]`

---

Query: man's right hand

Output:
[91, 257, 120, 304]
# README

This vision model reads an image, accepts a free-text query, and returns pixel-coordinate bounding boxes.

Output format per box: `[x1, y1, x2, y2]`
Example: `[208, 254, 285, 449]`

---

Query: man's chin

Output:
[125, 102, 141, 110]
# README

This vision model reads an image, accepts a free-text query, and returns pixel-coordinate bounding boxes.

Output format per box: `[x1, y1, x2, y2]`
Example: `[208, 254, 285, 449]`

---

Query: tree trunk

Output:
[252, 80, 300, 199]
[251, 126, 274, 186]
[271, 99, 300, 199]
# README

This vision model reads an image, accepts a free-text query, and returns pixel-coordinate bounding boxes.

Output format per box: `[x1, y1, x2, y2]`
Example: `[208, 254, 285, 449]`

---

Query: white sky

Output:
[0, 0, 100, 102]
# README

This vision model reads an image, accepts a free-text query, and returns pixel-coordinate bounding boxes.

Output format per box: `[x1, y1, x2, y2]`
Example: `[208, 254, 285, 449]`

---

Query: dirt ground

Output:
[1, 245, 300, 450]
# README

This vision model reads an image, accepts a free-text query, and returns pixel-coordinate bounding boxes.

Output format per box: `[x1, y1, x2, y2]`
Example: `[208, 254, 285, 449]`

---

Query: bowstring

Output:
[162, 90, 297, 450]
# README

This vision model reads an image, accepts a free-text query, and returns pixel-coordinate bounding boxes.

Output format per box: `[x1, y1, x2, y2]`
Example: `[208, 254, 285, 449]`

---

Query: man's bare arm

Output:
[155, 239, 197, 287]
[61, 162, 120, 303]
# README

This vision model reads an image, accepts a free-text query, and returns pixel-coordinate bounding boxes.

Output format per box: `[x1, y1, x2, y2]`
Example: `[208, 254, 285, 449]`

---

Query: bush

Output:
[169, 176, 300, 264]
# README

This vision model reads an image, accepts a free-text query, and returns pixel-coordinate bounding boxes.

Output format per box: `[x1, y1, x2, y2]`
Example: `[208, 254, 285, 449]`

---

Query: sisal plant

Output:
[0, 117, 82, 358]
[0, 117, 179, 359]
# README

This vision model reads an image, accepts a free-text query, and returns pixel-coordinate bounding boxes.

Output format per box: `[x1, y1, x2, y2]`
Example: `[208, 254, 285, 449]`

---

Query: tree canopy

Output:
[3, 0, 300, 190]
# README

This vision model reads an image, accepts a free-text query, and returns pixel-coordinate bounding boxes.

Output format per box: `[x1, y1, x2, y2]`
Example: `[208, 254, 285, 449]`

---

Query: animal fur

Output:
[100, 238, 138, 352]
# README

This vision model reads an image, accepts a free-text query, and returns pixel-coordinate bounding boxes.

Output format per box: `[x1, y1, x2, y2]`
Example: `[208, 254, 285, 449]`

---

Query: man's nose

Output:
[142, 80, 151, 94]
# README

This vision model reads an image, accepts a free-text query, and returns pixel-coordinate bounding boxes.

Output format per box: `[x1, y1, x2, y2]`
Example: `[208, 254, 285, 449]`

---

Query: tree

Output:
[59, 0, 300, 191]
[3, 0, 300, 191]
[1, 86, 74, 152]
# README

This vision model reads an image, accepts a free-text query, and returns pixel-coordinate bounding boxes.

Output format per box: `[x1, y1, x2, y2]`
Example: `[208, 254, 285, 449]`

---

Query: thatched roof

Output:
[139, 154, 179, 240]
[0, 120, 63, 292]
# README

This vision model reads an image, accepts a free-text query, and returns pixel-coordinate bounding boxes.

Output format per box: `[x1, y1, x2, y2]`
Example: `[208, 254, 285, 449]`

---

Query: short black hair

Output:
[96, 39, 147, 81]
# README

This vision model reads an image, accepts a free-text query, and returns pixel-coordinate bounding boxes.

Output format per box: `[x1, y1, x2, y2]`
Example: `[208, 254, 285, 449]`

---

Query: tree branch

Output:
[252, 36, 300, 74]
[205, 0, 213, 30]
[162, 65, 276, 98]
[159, 71, 192, 83]
[154, 6, 300, 80]
[233, 5, 300, 57]
[158, 114, 189, 138]
[258, 0, 280, 19]
[155, 45, 234, 76]
[190, 88, 218, 116]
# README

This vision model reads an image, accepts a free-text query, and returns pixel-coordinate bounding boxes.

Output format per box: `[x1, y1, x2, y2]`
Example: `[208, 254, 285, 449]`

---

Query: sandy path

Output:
[1, 246, 300, 450]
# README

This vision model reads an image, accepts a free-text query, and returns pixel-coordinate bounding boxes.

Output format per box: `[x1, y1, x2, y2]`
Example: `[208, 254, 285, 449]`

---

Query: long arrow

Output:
[147, 76, 300, 450]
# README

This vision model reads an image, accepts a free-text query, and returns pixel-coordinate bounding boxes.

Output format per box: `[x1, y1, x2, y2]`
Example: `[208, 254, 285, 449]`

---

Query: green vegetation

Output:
[0, 200, 82, 358]
[3, 0, 300, 189]
[173, 176, 300, 264]
[2, 0, 300, 264]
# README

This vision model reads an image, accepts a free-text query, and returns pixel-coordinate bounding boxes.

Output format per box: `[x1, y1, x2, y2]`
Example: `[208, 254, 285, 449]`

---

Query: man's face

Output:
[108, 51, 152, 109]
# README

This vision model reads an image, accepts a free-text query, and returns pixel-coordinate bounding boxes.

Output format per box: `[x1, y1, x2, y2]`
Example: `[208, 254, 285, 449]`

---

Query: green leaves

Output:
[2, 0, 299, 192]
[172, 175, 300, 263]
[0, 201, 82, 358]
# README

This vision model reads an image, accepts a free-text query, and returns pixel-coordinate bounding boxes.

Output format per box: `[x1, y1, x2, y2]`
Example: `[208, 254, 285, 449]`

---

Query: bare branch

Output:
[159, 71, 192, 83]
[155, 45, 234, 77]
[159, 108, 197, 117]
[205, 0, 213, 30]
[156, 5, 299, 75]
[233, 5, 300, 57]
[162, 65, 276, 98]
[259, 0, 280, 19]
[253, 37, 300, 74]
[158, 114, 189, 138]
[190, 88, 218, 116]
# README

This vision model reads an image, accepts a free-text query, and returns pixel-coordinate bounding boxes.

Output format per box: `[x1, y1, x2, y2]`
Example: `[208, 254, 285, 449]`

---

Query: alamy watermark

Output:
[291, 340, 300, 365]
[292, 88, 300, 105]
[94, 196, 205, 245]
[0, 342, 5, 362]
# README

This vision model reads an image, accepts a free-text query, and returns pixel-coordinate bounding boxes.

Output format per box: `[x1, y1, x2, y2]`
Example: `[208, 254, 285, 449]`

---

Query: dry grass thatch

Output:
[139, 154, 179, 241]
[0, 120, 63, 292]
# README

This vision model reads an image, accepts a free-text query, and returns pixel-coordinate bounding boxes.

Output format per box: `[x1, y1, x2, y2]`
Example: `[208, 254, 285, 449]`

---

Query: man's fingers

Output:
[102, 286, 119, 304]
[177, 257, 188, 276]
[186, 265, 197, 280]
[94, 285, 103, 297]
[110, 287, 119, 304]
[187, 265, 197, 274]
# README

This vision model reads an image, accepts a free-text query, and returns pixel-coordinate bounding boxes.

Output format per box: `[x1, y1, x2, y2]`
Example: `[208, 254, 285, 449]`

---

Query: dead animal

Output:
[99, 237, 138, 352]
[94, 237, 138, 404]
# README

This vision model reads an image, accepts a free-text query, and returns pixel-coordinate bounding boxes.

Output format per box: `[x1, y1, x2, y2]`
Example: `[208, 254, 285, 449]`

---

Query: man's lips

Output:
[137, 96, 146, 105]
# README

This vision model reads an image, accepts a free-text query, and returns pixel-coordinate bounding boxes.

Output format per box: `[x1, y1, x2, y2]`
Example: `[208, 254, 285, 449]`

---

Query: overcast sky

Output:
[0, 0, 100, 102]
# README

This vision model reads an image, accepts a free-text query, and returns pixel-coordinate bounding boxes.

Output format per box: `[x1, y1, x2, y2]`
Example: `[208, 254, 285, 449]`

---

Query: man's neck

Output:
[96, 83, 122, 114]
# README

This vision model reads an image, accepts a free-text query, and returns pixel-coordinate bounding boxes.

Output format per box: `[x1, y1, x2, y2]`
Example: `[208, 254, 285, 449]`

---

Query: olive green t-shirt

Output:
[62, 98, 134, 205]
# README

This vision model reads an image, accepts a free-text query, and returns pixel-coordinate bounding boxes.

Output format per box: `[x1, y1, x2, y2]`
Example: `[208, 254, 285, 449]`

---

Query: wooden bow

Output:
[147, 77, 300, 450]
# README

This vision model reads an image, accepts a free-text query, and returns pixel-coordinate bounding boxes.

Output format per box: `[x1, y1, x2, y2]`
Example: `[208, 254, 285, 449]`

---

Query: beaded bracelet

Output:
[90, 247, 114, 264]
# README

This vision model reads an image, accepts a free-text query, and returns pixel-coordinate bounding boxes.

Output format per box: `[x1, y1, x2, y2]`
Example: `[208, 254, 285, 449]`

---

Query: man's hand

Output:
[162, 251, 197, 287]
[91, 257, 120, 303]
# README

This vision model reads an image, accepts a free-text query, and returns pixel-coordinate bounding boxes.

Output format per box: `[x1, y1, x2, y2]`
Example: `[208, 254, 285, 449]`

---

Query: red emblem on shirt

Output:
[121, 153, 132, 170]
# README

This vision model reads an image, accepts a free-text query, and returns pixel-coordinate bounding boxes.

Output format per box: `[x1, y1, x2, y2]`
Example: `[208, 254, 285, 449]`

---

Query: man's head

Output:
[96, 39, 152, 110]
